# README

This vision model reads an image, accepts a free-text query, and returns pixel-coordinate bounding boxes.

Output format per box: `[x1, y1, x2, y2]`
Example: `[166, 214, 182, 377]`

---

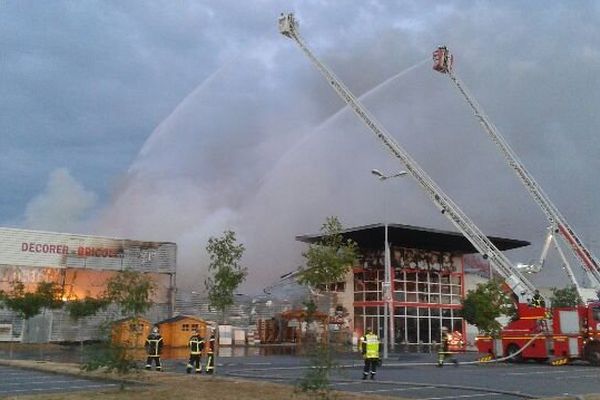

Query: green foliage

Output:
[81, 341, 138, 374]
[105, 269, 155, 317]
[0, 281, 63, 320]
[298, 216, 358, 289]
[549, 285, 583, 308]
[204, 230, 247, 319]
[66, 297, 109, 321]
[461, 278, 516, 337]
[296, 342, 339, 400]
[303, 299, 318, 323]
[84, 271, 154, 374]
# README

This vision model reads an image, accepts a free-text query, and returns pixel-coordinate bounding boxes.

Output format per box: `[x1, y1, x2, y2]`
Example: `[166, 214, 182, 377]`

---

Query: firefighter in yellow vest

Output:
[144, 326, 164, 371]
[360, 329, 381, 380]
[186, 328, 205, 374]
[205, 330, 216, 374]
[437, 326, 459, 367]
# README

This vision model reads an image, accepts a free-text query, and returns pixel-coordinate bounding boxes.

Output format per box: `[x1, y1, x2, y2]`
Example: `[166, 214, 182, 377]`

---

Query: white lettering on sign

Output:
[21, 242, 68, 255]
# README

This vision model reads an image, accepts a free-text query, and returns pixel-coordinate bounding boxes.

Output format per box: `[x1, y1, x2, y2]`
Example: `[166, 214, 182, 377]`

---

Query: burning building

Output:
[0, 227, 176, 343]
[296, 223, 530, 350]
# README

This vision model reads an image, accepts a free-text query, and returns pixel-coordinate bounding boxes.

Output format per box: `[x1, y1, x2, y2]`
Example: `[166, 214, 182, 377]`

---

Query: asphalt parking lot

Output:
[217, 352, 600, 399]
[0, 365, 118, 397]
[1, 346, 599, 399]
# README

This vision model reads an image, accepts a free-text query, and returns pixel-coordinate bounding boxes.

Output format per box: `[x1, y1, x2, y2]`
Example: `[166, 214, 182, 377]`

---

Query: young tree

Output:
[0, 281, 63, 320]
[82, 269, 155, 374]
[298, 216, 358, 289]
[296, 216, 358, 398]
[204, 230, 247, 322]
[549, 285, 583, 308]
[461, 278, 516, 337]
[0, 280, 64, 358]
[104, 269, 155, 317]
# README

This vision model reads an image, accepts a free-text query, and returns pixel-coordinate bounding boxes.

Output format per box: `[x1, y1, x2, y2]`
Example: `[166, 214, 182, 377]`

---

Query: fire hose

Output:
[457, 331, 547, 365]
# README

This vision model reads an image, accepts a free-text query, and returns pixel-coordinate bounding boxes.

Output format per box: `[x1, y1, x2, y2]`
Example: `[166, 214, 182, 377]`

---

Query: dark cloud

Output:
[2, 1, 599, 292]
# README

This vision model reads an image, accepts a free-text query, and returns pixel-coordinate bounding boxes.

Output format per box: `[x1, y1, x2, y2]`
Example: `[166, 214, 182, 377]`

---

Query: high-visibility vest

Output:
[364, 333, 379, 359]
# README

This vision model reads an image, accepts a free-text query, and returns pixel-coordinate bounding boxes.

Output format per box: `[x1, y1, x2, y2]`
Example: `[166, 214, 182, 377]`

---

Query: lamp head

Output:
[371, 169, 384, 179]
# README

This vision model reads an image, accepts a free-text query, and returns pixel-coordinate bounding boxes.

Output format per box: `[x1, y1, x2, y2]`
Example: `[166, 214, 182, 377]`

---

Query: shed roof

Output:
[156, 315, 205, 325]
[296, 223, 530, 253]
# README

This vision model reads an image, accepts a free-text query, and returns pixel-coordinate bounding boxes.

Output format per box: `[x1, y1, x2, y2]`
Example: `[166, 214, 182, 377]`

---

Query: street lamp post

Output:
[371, 169, 407, 360]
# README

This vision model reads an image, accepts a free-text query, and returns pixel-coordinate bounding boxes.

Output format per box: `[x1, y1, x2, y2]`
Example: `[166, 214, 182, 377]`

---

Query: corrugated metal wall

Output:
[0, 227, 176, 343]
[0, 227, 176, 273]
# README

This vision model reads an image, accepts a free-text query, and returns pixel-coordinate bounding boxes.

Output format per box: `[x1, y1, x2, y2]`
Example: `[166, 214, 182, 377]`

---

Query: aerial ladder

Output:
[278, 13, 537, 304]
[432, 47, 600, 298]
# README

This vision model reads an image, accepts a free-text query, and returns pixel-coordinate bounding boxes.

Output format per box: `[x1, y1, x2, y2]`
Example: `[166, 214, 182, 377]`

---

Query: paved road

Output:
[0, 365, 118, 397]
[215, 352, 600, 399]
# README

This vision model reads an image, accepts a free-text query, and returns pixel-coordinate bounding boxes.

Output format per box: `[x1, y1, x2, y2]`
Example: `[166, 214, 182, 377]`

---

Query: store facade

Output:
[297, 223, 529, 348]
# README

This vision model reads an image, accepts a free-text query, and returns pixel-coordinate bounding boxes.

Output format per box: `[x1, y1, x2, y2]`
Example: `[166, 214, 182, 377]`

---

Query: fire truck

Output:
[433, 46, 600, 365]
[278, 13, 600, 366]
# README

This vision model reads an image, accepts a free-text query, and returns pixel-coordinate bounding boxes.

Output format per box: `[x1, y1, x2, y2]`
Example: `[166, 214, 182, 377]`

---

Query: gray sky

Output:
[2, 1, 599, 293]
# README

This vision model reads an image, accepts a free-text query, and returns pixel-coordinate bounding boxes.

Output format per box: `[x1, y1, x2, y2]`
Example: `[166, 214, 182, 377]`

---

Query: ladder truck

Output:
[433, 46, 600, 365]
[279, 13, 600, 365]
[432, 47, 600, 301]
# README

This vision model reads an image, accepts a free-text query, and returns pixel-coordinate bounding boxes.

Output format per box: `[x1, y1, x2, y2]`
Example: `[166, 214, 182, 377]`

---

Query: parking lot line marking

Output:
[506, 368, 590, 376]
[1, 379, 102, 386]
[361, 386, 435, 393]
[420, 393, 501, 399]
[0, 383, 118, 394]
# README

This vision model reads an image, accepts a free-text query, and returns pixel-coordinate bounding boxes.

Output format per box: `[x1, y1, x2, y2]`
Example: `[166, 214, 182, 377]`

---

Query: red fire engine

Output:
[475, 303, 600, 365]
[433, 45, 600, 365]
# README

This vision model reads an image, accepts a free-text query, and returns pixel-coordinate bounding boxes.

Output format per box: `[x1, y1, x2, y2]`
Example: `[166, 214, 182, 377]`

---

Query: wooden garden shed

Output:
[156, 315, 209, 348]
[111, 317, 152, 348]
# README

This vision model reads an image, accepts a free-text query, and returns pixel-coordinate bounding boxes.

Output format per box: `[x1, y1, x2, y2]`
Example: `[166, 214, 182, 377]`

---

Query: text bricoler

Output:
[21, 243, 121, 258]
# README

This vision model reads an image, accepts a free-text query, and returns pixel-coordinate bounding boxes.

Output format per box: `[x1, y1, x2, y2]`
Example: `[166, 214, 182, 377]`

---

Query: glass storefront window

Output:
[393, 291, 405, 301]
[353, 248, 464, 346]
[394, 306, 406, 316]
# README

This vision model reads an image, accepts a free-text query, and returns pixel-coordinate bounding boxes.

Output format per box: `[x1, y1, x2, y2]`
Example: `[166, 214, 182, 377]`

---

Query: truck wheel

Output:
[584, 343, 600, 366]
[506, 344, 522, 363]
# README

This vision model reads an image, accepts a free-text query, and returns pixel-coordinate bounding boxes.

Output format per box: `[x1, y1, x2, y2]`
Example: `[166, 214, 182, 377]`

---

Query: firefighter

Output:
[186, 328, 205, 374]
[360, 328, 380, 380]
[437, 326, 458, 367]
[530, 290, 546, 308]
[205, 329, 216, 374]
[145, 326, 164, 371]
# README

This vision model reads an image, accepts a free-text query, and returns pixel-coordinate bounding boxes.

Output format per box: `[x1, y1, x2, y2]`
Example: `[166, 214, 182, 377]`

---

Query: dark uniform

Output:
[187, 330, 205, 374]
[145, 327, 163, 371]
[360, 330, 380, 380]
[205, 332, 216, 374]
[530, 290, 546, 307]
[437, 327, 459, 367]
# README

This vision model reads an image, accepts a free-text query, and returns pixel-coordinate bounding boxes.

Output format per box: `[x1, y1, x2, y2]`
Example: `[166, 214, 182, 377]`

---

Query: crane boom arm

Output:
[278, 13, 536, 302]
[432, 46, 600, 287]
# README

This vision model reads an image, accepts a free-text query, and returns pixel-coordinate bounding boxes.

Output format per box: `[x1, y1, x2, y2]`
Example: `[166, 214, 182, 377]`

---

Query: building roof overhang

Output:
[296, 223, 530, 253]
